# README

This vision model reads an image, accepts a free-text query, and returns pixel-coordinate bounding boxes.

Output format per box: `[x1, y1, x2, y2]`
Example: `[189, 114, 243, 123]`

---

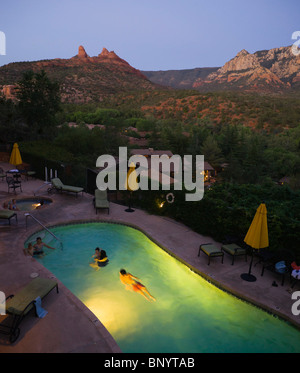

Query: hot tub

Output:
[4, 197, 53, 211]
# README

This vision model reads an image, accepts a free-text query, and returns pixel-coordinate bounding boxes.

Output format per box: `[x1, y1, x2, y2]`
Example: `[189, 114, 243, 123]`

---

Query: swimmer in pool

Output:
[33, 237, 55, 256]
[119, 269, 156, 302]
[90, 248, 109, 270]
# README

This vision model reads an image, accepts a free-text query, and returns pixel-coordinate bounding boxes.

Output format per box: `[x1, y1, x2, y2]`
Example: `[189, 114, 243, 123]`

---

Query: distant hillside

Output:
[102, 89, 300, 131]
[142, 67, 219, 89]
[0, 46, 161, 103]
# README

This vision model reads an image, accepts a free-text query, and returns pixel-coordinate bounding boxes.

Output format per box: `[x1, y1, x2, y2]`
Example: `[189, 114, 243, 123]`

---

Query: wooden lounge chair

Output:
[0, 277, 58, 343]
[221, 243, 247, 265]
[198, 243, 224, 265]
[94, 189, 110, 214]
[0, 210, 18, 225]
[51, 177, 83, 197]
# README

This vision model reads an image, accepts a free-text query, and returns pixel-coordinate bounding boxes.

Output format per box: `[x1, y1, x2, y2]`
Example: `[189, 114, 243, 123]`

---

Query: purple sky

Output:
[0, 0, 299, 70]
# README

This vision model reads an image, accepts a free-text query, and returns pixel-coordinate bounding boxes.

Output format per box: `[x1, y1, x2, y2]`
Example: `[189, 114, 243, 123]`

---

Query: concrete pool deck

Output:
[0, 162, 299, 352]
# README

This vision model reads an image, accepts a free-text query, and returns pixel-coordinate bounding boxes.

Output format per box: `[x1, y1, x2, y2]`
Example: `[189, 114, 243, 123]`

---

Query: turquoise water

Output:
[25, 222, 300, 353]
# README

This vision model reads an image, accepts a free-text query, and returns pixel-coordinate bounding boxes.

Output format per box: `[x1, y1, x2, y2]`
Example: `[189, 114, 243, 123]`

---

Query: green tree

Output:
[200, 135, 224, 168]
[16, 70, 61, 139]
[0, 97, 23, 143]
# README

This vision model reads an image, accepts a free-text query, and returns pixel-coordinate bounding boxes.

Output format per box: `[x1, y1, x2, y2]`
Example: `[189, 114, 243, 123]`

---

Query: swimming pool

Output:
[25, 222, 300, 353]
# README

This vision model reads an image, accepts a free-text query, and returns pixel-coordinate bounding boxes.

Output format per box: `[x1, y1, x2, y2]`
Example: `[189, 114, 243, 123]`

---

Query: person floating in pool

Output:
[33, 237, 56, 256]
[90, 247, 109, 270]
[119, 269, 156, 302]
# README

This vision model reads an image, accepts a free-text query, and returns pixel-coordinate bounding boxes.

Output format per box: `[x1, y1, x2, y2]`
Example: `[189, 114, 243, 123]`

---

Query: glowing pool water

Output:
[25, 222, 300, 353]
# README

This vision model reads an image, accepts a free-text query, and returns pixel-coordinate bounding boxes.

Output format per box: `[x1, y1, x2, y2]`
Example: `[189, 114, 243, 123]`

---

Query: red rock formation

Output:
[192, 46, 299, 92]
[78, 45, 89, 58]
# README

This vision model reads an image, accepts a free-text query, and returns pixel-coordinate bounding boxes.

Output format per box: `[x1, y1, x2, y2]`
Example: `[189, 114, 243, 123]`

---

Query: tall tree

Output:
[200, 135, 224, 168]
[16, 70, 61, 139]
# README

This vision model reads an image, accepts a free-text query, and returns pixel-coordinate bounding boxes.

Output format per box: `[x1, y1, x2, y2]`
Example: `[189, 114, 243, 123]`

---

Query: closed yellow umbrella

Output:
[125, 162, 138, 192]
[9, 143, 23, 166]
[244, 203, 269, 249]
[241, 203, 269, 282]
[125, 162, 138, 212]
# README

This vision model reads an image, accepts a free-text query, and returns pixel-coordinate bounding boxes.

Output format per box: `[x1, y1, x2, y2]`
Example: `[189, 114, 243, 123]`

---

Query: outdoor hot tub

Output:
[3, 197, 53, 211]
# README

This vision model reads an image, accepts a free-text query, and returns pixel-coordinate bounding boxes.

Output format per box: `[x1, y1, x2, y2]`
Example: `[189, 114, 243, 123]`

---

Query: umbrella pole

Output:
[241, 248, 257, 282]
[125, 191, 134, 213]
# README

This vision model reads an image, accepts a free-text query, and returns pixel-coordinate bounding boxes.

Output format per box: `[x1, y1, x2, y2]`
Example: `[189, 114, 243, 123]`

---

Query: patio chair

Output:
[6, 176, 22, 194]
[261, 249, 295, 286]
[17, 164, 36, 180]
[51, 177, 83, 197]
[221, 243, 247, 265]
[0, 277, 58, 343]
[94, 189, 110, 214]
[198, 243, 224, 265]
[0, 210, 18, 225]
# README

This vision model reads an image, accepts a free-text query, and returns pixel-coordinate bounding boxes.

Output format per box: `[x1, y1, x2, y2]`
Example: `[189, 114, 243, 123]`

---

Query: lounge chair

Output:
[0, 210, 18, 225]
[94, 189, 110, 214]
[51, 177, 83, 197]
[221, 243, 247, 265]
[198, 243, 224, 265]
[0, 277, 58, 343]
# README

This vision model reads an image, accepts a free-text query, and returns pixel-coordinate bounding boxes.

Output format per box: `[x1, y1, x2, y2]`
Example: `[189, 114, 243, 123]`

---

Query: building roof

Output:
[204, 161, 214, 171]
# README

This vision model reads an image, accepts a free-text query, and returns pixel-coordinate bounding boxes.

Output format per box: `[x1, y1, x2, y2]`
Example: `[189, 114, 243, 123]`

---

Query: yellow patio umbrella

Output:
[9, 143, 23, 166]
[125, 162, 138, 212]
[241, 203, 269, 282]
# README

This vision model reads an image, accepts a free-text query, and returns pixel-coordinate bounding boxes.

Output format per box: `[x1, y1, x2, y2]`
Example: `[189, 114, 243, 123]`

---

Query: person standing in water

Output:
[33, 237, 55, 255]
[119, 269, 156, 302]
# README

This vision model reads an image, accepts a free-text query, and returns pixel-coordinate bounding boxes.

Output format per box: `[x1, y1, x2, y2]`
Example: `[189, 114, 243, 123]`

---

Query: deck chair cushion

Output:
[221, 243, 246, 256]
[51, 178, 64, 189]
[0, 210, 16, 219]
[6, 278, 58, 316]
[51, 178, 83, 194]
[95, 189, 109, 209]
[200, 244, 223, 257]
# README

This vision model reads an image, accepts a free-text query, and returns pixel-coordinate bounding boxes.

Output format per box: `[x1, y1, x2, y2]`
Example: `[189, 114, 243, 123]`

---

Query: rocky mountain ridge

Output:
[143, 45, 300, 92]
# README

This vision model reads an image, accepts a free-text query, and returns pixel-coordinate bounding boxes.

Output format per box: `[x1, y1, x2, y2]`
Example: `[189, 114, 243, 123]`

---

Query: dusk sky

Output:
[0, 0, 299, 70]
